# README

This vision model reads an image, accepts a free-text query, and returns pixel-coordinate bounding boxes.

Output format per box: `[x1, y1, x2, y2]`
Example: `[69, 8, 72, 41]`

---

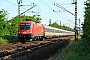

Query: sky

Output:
[0, 0, 86, 28]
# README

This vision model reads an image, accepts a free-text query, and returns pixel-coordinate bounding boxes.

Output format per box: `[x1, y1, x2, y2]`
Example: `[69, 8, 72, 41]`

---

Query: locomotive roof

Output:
[20, 21, 33, 24]
[19, 21, 43, 26]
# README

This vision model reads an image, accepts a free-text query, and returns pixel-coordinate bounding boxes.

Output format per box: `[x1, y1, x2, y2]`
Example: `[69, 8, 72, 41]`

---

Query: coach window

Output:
[55, 30, 56, 33]
[49, 29, 50, 32]
[47, 28, 49, 32]
[45, 28, 48, 32]
[46, 28, 47, 32]
[48, 29, 49, 32]
[51, 29, 52, 32]
[57, 30, 58, 33]
[50, 29, 51, 32]
[58, 30, 60, 33]
[55, 30, 57, 33]
[61, 31, 65, 33]
[45, 28, 47, 32]
[52, 29, 54, 32]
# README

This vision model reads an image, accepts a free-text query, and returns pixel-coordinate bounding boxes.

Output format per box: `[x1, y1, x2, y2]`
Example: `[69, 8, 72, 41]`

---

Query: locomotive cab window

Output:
[20, 24, 30, 30]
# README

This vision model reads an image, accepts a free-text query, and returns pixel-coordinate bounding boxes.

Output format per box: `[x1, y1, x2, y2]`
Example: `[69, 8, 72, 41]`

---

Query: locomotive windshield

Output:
[20, 24, 30, 30]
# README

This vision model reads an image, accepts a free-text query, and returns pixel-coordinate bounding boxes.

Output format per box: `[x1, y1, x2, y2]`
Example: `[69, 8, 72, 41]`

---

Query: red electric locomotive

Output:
[18, 19, 44, 42]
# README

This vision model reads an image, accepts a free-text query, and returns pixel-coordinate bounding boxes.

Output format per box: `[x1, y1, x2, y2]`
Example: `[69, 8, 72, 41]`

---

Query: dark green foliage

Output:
[49, 22, 73, 31]
[0, 35, 19, 44]
[61, 1, 90, 59]
[0, 10, 9, 36]
[83, 0, 90, 40]
[8, 15, 42, 36]
[0, 10, 42, 44]
[61, 39, 90, 60]
[2, 35, 19, 43]
[49, 22, 60, 28]
[61, 25, 73, 31]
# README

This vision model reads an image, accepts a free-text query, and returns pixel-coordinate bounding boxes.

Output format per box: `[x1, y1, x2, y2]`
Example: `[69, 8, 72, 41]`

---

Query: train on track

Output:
[18, 19, 75, 43]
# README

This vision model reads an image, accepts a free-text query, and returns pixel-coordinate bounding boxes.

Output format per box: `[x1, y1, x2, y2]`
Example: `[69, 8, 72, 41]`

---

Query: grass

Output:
[0, 35, 19, 44]
[60, 39, 90, 60]
[0, 37, 8, 44]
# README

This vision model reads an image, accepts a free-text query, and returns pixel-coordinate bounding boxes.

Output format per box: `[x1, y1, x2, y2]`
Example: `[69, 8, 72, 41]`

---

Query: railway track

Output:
[0, 37, 73, 60]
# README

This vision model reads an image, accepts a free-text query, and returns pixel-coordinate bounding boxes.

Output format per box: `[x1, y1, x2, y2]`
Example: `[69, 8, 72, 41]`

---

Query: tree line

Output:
[83, 0, 90, 41]
[49, 22, 73, 31]
[0, 9, 73, 37]
[0, 10, 42, 36]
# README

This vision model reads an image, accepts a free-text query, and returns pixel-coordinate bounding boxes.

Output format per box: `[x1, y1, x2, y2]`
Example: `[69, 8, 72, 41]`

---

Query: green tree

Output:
[8, 15, 42, 36]
[83, 0, 90, 39]
[49, 22, 60, 28]
[61, 25, 72, 31]
[0, 9, 9, 36]
[49, 22, 72, 31]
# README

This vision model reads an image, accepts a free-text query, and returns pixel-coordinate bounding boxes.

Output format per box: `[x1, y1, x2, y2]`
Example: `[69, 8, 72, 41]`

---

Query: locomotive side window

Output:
[20, 24, 30, 30]
[33, 25, 34, 28]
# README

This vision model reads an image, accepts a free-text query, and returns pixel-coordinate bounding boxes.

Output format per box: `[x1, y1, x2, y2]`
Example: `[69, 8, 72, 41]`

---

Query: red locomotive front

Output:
[18, 20, 44, 42]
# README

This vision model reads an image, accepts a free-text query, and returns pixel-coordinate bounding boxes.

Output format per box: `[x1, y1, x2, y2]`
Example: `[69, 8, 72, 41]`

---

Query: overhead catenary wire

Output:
[39, 0, 53, 10]
[35, 0, 63, 18]
[39, 0, 63, 19]
[3, 0, 17, 6]
[54, 3, 75, 16]
[20, 5, 37, 15]
[3, 0, 74, 26]
[52, 0, 74, 8]
[3, 0, 33, 12]
[40, 0, 70, 19]
[3, 0, 37, 19]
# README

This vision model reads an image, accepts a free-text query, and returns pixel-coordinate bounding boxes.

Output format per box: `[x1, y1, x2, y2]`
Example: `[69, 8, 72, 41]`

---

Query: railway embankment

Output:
[0, 37, 70, 60]
[14, 40, 69, 60]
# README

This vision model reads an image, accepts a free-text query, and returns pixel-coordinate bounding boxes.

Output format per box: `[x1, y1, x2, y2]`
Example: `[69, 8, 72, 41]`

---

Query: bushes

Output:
[0, 35, 19, 44]
[2, 35, 19, 43]
[0, 37, 8, 44]
[83, 0, 90, 41]
[60, 39, 90, 60]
